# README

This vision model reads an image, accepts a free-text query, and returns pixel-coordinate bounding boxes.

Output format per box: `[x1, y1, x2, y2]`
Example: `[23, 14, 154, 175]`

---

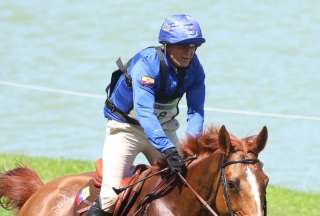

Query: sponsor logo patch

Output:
[140, 76, 155, 86]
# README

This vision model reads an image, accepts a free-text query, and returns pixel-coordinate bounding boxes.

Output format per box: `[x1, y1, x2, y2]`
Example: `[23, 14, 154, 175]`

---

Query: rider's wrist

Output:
[163, 147, 177, 156]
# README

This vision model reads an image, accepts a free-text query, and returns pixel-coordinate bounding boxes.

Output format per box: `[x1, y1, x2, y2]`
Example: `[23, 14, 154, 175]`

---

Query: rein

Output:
[113, 156, 197, 194]
[113, 155, 267, 216]
[113, 168, 169, 194]
[178, 173, 219, 216]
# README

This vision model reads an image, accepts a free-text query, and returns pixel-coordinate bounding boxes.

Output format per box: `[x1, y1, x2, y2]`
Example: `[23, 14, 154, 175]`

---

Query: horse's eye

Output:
[227, 181, 238, 191]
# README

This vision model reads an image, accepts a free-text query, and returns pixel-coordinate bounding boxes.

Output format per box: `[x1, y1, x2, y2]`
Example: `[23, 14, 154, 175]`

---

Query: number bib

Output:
[154, 98, 180, 124]
[128, 98, 180, 125]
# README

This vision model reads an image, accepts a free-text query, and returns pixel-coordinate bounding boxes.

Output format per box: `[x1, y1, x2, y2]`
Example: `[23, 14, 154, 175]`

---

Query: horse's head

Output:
[215, 125, 269, 216]
[154, 125, 268, 216]
[179, 125, 269, 215]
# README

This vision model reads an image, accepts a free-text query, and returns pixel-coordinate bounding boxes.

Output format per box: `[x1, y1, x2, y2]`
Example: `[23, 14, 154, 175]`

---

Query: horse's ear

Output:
[255, 126, 268, 153]
[219, 125, 231, 156]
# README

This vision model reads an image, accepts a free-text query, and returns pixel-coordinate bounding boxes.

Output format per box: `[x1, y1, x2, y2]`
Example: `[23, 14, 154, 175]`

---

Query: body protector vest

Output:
[105, 47, 185, 125]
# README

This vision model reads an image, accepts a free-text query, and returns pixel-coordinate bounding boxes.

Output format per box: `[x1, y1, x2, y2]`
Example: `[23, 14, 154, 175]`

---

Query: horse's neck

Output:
[173, 153, 223, 215]
[130, 153, 223, 216]
[187, 153, 223, 198]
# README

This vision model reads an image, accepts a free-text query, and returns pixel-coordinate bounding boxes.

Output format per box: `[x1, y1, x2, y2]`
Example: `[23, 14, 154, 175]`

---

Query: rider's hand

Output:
[163, 148, 186, 176]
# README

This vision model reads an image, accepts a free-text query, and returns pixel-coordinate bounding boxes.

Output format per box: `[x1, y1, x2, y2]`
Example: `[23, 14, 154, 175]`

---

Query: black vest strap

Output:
[105, 99, 139, 125]
[105, 46, 183, 125]
[116, 58, 132, 88]
[155, 47, 167, 98]
[105, 57, 133, 97]
[171, 69, 186, 99]
[155, 47, 185, 102]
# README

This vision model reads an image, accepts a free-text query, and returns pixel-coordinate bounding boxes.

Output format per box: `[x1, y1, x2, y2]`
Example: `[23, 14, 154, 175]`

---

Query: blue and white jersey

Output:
[104, 47, 205, 152]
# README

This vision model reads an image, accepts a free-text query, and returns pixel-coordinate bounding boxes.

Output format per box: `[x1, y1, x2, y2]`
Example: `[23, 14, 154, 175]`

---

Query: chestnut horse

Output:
[0, 126, 269, 216]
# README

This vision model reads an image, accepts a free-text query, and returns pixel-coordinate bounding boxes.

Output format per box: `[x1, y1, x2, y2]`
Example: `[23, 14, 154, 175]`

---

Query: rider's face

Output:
[166, 44, 196, 69]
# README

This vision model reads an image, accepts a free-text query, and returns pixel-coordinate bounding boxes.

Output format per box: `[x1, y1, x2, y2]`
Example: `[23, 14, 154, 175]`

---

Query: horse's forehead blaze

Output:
[244, 167, 263, 216]
[225, 165, 266, 214]
[224, 154, 267, 188]
[229, 163, 265, 180]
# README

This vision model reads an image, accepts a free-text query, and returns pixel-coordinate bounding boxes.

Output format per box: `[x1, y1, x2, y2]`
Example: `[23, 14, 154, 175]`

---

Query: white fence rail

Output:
[1, 80, 319, 122]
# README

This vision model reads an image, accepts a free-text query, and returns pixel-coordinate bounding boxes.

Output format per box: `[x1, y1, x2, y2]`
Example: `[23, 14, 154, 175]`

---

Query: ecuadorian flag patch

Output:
[140, 76, 155, 86]
[75, 186, 90, 205]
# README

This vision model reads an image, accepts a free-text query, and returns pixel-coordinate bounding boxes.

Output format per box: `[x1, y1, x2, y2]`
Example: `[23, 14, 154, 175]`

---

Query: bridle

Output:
[220, 157, 267, 216]
[178, 155, 267, 216]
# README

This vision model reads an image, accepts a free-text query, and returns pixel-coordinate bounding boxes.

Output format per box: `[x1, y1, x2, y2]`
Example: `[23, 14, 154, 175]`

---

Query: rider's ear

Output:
[255, 126, 268, 153]
[218, 125, 231, 156]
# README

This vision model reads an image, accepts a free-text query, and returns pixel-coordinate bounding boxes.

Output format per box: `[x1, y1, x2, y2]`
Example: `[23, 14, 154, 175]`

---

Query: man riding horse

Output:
[87, 14, 206, 216]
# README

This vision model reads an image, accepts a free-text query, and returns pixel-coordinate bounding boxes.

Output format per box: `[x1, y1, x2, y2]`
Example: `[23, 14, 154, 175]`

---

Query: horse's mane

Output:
[155, 126, 244, 169]
[180, 127, 221, 157]
[180, 126, 247, 157]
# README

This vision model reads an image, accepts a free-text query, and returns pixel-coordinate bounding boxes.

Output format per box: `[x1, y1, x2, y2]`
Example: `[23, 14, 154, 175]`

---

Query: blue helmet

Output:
[159, 14, 205, 46]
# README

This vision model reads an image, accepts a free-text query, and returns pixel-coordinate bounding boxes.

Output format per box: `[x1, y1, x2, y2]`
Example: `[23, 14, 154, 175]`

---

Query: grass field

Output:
[0, 154, 319, 216]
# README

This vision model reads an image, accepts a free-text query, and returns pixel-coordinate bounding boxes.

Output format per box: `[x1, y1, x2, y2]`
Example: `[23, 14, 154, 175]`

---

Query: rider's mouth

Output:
[181, 57, 192, 61]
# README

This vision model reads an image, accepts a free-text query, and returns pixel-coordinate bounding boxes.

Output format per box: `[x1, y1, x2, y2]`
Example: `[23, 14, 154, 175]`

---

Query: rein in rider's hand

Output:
[163, 147, 187, 176]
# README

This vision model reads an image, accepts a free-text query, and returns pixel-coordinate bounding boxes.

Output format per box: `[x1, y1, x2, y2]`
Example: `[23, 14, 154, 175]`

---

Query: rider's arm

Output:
[186, 64, 205, 137]
[130, 55, 175, 153]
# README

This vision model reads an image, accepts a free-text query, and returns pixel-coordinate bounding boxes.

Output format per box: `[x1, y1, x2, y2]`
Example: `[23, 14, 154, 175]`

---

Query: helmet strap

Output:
[163, 44, 167, 56]
[163, 44, 177, 72]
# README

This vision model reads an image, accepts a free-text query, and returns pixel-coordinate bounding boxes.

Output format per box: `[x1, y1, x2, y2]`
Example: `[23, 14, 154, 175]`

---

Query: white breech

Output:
[99, 120, 179, 212]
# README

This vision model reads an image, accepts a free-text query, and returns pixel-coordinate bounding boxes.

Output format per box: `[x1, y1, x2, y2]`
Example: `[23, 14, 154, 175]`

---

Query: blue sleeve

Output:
[186, 65, 205, 137]
[130, 55, 175, 153]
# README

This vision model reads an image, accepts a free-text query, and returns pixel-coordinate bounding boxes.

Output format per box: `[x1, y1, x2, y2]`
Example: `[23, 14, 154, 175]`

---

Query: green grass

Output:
[1, 154, 319, 216]
[0, 154, 94, 216]
[268, 186, 320, 215]
[0, 154, 94, 182]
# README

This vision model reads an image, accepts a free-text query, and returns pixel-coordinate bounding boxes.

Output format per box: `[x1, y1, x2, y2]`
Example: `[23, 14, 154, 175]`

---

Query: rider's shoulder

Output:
[136, 47, 159, 63]
[129, 47, 160, 78]
[131, 47, 160, 72]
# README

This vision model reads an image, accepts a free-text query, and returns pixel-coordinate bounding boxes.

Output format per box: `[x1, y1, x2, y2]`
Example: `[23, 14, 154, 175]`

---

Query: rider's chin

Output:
[179, 59, 191, 67]
[170, 55, 190, 69]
